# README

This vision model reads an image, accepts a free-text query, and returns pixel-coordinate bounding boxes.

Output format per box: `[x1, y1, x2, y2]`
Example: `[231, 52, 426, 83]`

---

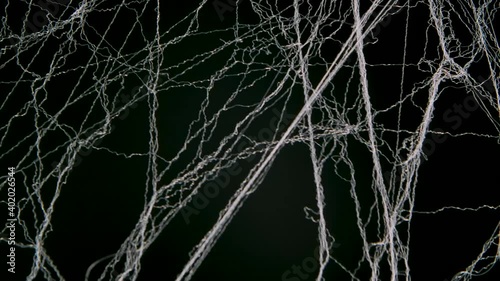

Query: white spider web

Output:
[0, 0, 499, 280]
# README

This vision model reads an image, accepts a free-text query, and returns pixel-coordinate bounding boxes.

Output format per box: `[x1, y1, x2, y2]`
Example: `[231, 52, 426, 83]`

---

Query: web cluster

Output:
[0, 0, 499, 280]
